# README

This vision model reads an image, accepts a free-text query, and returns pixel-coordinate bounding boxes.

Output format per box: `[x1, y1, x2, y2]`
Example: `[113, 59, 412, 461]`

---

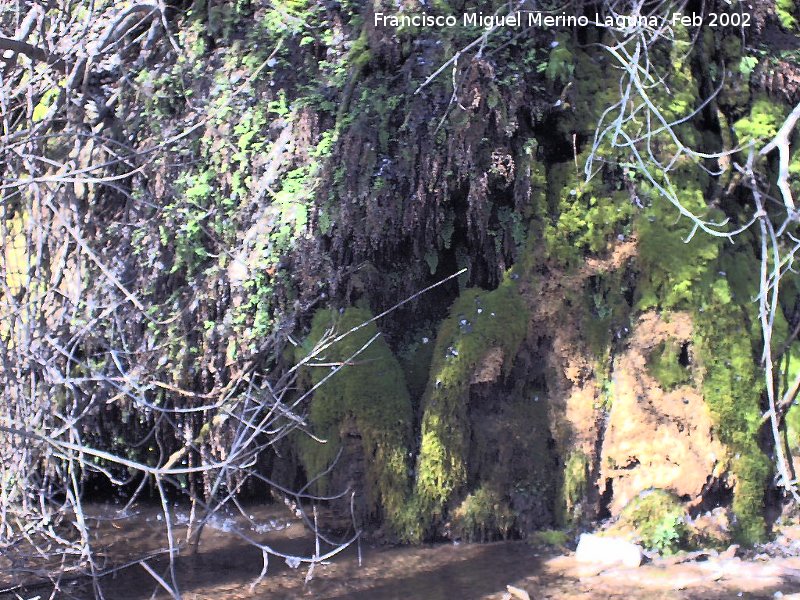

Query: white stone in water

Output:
[575, 533, 643, 568]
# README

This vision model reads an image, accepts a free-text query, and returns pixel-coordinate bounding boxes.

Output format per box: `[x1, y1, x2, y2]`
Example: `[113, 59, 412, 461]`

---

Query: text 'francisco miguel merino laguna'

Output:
[373, 11, 741, 29]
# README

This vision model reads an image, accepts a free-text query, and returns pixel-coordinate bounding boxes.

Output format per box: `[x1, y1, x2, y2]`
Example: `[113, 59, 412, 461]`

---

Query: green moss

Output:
[733, 96, 788, 143]
[635, 172, 721, 311]
[537, 41, 647, 270]
[297, 307, 413, 534]
[647, 340, 692, 390]
[784, 346, 800, 472]
[559, 450, 589, 526]
[572, 41, 622, 131]
[788, 401, 800, 455]
[543, 155, 634, 268]
[784, 329, 800, 461]
[776, 0, 798, 30]
[634, 157, 769, 543]
[452, 486, 515, 542]
[533, 529, 569, 547]
[410, 276, 528, 539]
[619, 489, 688, 554]
[695, 301, 769, 544]
[349, 28, 372, 71]
[545, 35, 574, 84]
[549, 28, 703, 271]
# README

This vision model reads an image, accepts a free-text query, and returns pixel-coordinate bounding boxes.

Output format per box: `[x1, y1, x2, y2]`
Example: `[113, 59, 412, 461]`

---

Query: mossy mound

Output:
[452, 486, 515, 543]
[618, 489, 688, 555]
[411, 275, 528, 539]
[297, 307, 413, 534]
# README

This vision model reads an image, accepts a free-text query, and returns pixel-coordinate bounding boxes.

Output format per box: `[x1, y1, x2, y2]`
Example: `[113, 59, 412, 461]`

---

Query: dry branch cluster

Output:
[0, 2, 361, 597]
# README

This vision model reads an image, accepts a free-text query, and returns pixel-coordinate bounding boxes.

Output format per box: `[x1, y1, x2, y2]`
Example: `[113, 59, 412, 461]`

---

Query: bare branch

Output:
[760, 101, 800, 213]
[0, 37, 66, 72]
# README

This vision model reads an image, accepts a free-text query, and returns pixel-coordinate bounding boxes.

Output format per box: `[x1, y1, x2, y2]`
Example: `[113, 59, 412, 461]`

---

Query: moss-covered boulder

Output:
[297, 307, 413, 534]
[615, 489, 689, 555]
[410, 275, 528, 539]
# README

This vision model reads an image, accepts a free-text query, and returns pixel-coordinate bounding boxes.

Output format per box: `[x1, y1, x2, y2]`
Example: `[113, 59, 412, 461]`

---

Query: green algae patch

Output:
[618, 489, 688, 554]
[297, 307, 413, 533]
[411, 277, 528, 539]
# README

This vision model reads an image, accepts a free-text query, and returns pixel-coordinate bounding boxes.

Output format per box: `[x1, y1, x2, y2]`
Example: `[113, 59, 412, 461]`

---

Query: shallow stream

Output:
[3, 503, 800, 599]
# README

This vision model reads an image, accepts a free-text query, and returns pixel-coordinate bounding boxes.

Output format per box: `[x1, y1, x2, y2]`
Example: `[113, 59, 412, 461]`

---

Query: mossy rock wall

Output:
[633, 165, 770, 542]
[536, 25, 774, 544]
[9, 0, 800, 556]
[283, 5, 792, 544]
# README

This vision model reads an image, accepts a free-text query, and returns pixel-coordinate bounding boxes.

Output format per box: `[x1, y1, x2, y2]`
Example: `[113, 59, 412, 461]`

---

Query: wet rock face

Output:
[601, 311, 727, 515]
